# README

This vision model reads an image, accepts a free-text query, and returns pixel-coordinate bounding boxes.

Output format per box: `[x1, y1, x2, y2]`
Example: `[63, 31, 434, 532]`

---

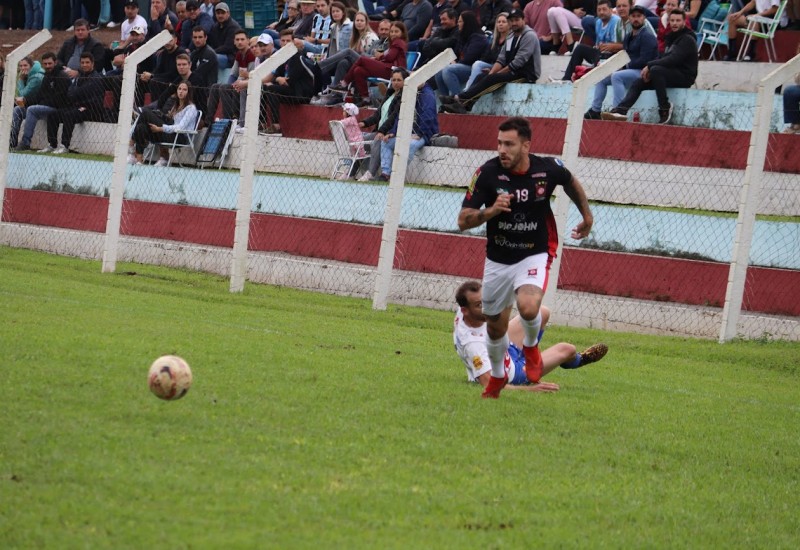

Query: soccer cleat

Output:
[601, 108, 628, 122]
[658, 102, 673, 125]
[523, 344, 543, 383]
[578, 343, 609, 367]
[481, 374, 508, 399]
[52, 145, 68, 154]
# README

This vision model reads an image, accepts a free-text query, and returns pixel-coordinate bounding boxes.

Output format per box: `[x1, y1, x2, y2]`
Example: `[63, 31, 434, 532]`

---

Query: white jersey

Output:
[121, 15, 148, 42]
[453, 309, 492, 382]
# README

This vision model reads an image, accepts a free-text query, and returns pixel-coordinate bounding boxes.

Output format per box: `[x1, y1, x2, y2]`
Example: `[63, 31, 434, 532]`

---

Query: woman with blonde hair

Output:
[317, 10, 379, 94]
[463, 12, 510, 91]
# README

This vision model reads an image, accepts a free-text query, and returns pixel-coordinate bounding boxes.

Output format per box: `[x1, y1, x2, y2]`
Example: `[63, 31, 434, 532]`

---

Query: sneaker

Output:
[658, 102, 673, 124]
[357, 170, 373, 182]
[14, 144, 30, 152]
[319, 93, 345, 106]
[548, 76, 569, 84]
[106, 21, 118, 28]
[783, 124, 800, 134]
[38, 145, 55, 153]
[127, 154, 137, 165]
[441, 102, 467, 114]
[601, 108, 628, 122]
[584, 109, 601, 120]
[439, 95, 457, 105]
[578, 343, 609, 367]
[481, 374, 508, 399]
[155, 158, 169, 167]
[52, 145, 68, 154]
[328, 82, 349, 92]
[235, 126, 246, 134]
[523, 344, 543, 384]
[264, 123, 281, 134]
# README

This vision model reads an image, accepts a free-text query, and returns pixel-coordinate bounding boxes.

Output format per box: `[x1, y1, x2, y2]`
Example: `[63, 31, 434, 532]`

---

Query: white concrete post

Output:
[229, 44, 298, 292]
[372, 48, 456, 310]
[101, 30, 172, 273]
[0, 31, 51, 240]
[544, 51, 629, 312]
[719, 53, 800, 342]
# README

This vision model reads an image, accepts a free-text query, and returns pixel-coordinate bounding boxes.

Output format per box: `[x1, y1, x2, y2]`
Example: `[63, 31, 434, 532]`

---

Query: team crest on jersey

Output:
[535, 180, 548, 198]
[466, 169, 480, 200]
[528, 268, 538, 276]
[472, 356, 483, 370]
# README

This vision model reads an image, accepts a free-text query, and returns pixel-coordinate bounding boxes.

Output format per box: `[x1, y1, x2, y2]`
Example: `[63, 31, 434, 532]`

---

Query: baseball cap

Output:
[508, 9, 524, 19]
[257, 33, 274, 45]
[124, 1, 139, 6]
[343, 103, 359, 117]
[629, 5, 647, 15]
[130, 25, 145, 34]
[215, 2, 230, 12]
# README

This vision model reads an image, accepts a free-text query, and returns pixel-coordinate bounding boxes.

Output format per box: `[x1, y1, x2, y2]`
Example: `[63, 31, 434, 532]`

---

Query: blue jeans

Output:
[362, 0, 387, 16]
[11, 106, 27, 148]
[217, 54, 233, 69]
[19, 104, 56, 148]
[582, 16, 596, 42]
[435, 63, 472, 96]
[784, 85, 800, 125]
[591, 69, 641, 112]
[24, 0, 45, 29]
[303, 42, 326, 54]
[465, 60, 492, 91]
[380, 136, 426, 177]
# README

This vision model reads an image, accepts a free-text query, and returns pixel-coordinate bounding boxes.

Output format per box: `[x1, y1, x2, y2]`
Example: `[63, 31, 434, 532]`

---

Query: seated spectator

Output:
[473, 0, 514, 31]
[434, 11, 488, 97]
[336, 101, 368, 178]
[441, 9, 540, 114]
[155, 52, 206, 108]
[362, 0, 390, 18]
[421, 0, 463, 44]
[656, 0, 691, 54]
[682, 0, 710, 31]
[205, 28, 254, 126]
[585, 5, 657, 119]
[304, 0, 333, 55]
[175, 1, 188, 36]
[130, 81, 199, 165]
[103, 25, 150, 115]
[547, 0, 594, 53]
[357, 67, 408, 181]
[463, 11, 510, 90]
[188, 26, 219, 112]
[602, 9, 697, 124]
[180, 0, 214, 49]
[57, 19, 106, 79]
[263, 0, 299, 43]
[260, 33, 319, 134]
[292, 0, 318, 41]
[402, 0, 434, 41]
[327, 2, 354, 58]
[232, 33, 275, 134]
[119, 1, 148, 48]
[783, 50, 800, 133]
[725, 0, 787, 61]
[415, 7, 459, 66]
[139, 29, 186, 108]
[9, 56, 44, 149]
[147, 0, 179, 43]
[633, 0, 659, 17]
[14, 53, 69, 152]
[0, 54, 5, 107]
[43, 52, 104, 154]
[208, 2, 241, 69]
[378, 80, 438, 181]
[371, 0, 406, 22]
[524, 0, 563, 55]
[561, 0, 625, 81]
[329, 20, 408, 106]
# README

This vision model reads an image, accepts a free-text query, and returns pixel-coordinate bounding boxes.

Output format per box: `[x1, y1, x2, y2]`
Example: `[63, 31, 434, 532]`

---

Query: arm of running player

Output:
[476, 371, 559, 392]
[457, 192, 514, 231]
[562, 175, 594, 239]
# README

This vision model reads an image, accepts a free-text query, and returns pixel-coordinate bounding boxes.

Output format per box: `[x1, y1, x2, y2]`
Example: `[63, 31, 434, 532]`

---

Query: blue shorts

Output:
[507, 343, 528, 385]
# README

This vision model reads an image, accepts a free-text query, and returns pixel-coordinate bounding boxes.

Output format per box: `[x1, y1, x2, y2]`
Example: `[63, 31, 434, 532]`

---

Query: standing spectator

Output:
[260, 33, 319, 134]
[304, 0, 333, 54]
[434, 11, 488, 96]
[24, 0, 44, 29]
[561, 0, 625, 81]
[378, 81, 438, 180]
[44, 52, 104, 154]
[147, 0, 179, 42]
[205, 28, 253, 126]
[188, 26, 218, 111]
[330, 20, 408, 105]
[585, 5, 657, 119]
[602, 8, 697, 124]
[130, 81, 198, 165]
[120, 1, 149, 47]
[327, 2, 354, 58]
[14, 53, 70, 151]
[208, 2, 241, 69]
[57, 19, 107, 78]
[441, 9, 540, 114]
[9, 57, 44, 149]
[402, 0, 434, 41]
[523, 0, 563, 55]
[180, 0, 213, 49]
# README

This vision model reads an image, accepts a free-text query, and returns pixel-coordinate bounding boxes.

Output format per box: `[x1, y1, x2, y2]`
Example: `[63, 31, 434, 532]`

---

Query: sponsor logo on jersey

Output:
[528, 268, 538, 277]
[472, 356, 483, 370]
[497, 174, 510, 181]
[530, 172, 547, 178]
[497, 220, 538, 231]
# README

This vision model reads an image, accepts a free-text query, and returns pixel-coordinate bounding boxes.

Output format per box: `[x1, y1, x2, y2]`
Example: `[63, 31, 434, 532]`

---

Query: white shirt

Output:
[453, 309, 493, 382]
[755, 0, 788, 27]
[121, 15, 148, 41]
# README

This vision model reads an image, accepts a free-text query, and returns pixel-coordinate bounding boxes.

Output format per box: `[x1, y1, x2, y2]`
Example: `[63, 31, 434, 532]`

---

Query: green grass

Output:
[1, 246, 798, 548]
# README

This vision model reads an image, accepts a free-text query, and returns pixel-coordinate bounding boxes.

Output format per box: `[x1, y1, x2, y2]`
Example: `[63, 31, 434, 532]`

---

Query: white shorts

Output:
[482, 253, 550, 316]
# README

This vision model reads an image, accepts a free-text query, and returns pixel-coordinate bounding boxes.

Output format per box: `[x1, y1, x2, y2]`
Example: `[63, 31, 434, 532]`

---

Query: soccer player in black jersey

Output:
[458, 117, 594, 399]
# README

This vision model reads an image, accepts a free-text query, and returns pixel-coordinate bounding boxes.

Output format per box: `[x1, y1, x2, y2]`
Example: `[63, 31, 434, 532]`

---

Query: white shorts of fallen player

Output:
[481, 253, 550, 317]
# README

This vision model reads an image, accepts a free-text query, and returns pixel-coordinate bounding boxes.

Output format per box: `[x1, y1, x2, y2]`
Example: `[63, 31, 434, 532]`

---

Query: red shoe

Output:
[523, 344, 543, 383]
[481, 375, 508, 399]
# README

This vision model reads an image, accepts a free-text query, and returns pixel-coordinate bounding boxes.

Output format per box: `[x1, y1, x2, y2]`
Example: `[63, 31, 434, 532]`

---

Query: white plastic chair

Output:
[329, 120, 370, 180]
[736, 0, 788, 62]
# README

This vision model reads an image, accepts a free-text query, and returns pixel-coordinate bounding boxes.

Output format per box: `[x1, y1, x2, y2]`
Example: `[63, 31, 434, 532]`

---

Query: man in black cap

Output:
[180, 0, 215, 49]
[441, 9, 541, 114]
[208, 2, 242, 69]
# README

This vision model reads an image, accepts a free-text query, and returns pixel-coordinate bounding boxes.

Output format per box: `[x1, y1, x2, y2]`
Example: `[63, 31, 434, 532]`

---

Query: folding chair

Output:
[145, 110, 203, 167]
[196, 118, 237, 169]
[736, 0, 788, 62]
[329, 120, 370, 180]
[696, 0, 731, 59]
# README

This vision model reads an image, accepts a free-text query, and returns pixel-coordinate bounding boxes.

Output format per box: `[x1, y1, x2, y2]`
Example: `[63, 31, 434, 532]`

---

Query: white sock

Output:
[486, 334, 509, 378]
[521, 311, 542, 348]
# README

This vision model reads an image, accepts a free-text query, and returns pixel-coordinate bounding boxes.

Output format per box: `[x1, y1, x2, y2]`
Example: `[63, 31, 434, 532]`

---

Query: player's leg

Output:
[480, 260, 516, 398]
[513, 253, 549, 383]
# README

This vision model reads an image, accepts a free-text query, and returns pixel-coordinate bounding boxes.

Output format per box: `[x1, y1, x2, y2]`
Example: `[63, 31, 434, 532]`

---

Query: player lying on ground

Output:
[454, 280, 608, 393]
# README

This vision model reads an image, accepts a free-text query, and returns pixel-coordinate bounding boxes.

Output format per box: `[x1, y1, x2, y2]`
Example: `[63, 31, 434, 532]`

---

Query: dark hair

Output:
[498, 117, 532, 141]
[73, 18, 90, 29]
[455, 281, 482, 307]
[391, 21, 408, 42]
[440, 7, 457, 21]
[172, 80, 195, 114]
[20, 56, 34, 67]
[459, 11, 481, 41]
[79, 52, 95, 63]
[597, 0, 612, 7]
[192, 26, 207, 36]
[279, 28, 294, 37]
[234, 29, 248, 38]
[669, 8, 686, 16]
[391, 67, 409, 79]
[330, 0, 347, 21]
[176, 53, 191, 63]
[41, 51, 57, 62]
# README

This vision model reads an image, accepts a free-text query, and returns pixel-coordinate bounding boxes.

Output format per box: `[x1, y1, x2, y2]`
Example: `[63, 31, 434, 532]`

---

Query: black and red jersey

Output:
[462, 154, 573, 265]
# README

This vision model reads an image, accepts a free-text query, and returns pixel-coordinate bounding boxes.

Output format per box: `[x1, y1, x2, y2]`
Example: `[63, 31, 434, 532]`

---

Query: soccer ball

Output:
[148, 355, 192, 400]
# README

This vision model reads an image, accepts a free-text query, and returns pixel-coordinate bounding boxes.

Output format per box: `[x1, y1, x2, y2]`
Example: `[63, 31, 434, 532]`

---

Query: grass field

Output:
[1, 246, 799, 548]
